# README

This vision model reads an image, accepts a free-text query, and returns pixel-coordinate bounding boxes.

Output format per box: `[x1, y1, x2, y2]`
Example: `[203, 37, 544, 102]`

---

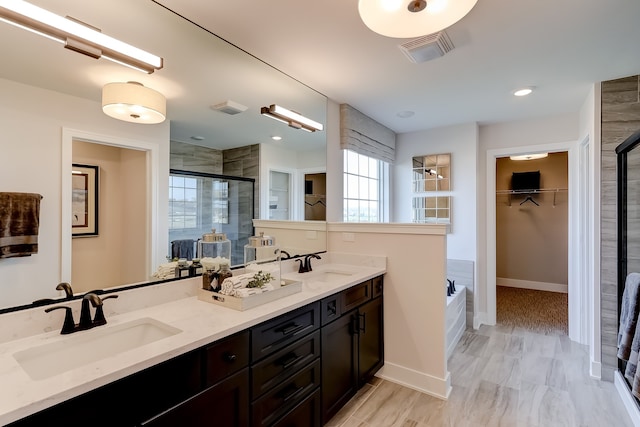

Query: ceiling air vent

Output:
[210, 100, 248, 115]
[398, 30, 454, 63]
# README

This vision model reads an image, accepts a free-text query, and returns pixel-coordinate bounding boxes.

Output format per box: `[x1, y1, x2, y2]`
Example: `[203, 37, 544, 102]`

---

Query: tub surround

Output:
[0, 253, 385, 425]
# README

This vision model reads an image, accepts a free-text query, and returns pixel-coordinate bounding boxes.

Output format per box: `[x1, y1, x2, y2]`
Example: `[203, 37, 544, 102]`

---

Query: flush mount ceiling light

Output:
[513, 87, 534, 97]
[0, 0, 163, 73]
[260, 104, 324, 132]
[510, 153, 548, 161]
[358, 0, 478, 39]
[102, 82, 166, 124]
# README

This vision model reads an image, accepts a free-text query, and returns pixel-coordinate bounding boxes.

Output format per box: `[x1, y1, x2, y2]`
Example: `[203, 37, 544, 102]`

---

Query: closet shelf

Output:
[496, 188, 567, 207]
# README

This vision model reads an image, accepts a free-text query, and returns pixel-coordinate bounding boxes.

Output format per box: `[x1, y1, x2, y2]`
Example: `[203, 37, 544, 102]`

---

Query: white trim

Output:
[615, 371, 640, 426]
[497, 278, 567, 293]
[327, 221, 448, 235]
[61, 128, 160, 283]
[253, 219, 327, 231]
[485, 140, 585, 343]
[590, 84, 602, 378]
[376, 362, 451, 399]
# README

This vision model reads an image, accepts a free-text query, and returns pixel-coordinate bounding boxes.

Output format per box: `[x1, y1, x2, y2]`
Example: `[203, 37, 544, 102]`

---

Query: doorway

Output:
[495, 152, 569, 333]
[304, 172, 326, 220]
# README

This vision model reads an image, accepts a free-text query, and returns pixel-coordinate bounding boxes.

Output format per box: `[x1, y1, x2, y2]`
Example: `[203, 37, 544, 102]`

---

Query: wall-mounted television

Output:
[511, 171, 540, 192]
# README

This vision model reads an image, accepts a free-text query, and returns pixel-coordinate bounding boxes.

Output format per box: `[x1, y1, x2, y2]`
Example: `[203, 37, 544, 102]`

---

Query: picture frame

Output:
[72, 164, 99, 237]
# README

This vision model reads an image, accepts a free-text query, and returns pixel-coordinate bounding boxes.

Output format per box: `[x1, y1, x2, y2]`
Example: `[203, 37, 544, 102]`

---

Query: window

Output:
[343, 149, 388, 222]
[169, 174, 230, 230]
[169, 175, 198, 229]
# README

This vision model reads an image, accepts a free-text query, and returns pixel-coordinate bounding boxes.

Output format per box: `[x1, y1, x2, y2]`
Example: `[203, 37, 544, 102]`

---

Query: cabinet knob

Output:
[224, 352, 237, 363]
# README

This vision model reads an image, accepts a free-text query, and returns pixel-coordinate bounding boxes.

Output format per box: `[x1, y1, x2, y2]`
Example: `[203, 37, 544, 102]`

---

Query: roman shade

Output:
[340, 104, 396, 164]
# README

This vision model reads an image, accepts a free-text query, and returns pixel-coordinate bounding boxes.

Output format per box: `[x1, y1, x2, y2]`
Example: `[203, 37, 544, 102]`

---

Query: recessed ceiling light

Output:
[271, 136, 282, 141]
[513, 87, 534, 97]
[190, 136, 204, 141]
[397, 110, 415, 118]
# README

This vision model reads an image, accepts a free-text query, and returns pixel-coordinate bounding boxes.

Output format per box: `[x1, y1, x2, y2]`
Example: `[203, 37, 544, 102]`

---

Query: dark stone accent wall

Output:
[600, 75, 640, 380]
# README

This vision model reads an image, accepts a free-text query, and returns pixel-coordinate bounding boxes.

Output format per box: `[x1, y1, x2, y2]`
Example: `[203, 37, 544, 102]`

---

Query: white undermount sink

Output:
[13, 317, 182, 381]
[303, 268, 356, 283]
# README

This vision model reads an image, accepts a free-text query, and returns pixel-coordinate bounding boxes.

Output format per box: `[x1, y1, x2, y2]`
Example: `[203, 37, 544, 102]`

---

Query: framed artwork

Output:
[72, 164, 99, 237]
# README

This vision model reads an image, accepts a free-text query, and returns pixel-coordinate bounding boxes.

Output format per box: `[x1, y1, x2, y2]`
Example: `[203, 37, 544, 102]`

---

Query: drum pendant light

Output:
[102, 81, 166, 124]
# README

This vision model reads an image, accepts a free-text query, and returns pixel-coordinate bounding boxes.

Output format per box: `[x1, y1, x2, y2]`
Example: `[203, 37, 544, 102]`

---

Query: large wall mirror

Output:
[0, 0, 327, 311]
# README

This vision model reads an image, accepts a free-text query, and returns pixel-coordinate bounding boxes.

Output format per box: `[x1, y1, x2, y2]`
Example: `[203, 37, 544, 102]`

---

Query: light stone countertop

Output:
[0, 254, 385, 425]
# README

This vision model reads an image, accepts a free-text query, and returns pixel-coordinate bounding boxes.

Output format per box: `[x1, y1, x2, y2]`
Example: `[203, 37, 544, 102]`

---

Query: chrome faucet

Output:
[296, 253, 322, 273]
[45, 292, 119, 334]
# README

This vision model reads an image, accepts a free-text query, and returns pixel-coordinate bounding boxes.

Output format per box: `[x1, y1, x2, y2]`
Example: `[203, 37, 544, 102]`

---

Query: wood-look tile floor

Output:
[325, 324, 634, 427]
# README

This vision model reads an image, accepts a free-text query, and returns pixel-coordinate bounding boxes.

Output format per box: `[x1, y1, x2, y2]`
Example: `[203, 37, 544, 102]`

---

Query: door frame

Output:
[485, 140, 584, 343]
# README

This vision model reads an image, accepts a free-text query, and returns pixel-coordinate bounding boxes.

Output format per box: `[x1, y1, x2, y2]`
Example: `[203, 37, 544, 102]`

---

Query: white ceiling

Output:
[155, 0, 640, 133]
[2, 0, 639, 147]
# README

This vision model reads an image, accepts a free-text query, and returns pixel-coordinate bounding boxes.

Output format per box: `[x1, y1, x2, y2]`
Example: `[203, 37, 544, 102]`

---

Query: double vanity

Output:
[0, 253, 385, 426]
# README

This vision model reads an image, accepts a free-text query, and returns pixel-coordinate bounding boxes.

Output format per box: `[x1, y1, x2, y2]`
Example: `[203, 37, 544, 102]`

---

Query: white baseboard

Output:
[590, 359, 601, 379]
[615, 370, 640, 426]
[376, 362, 451, 399]
[497, 277, 568, 293]
[473, 312, 490, 329]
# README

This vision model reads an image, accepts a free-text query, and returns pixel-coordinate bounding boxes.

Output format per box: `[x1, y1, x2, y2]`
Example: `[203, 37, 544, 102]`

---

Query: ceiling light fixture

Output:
[358, 0, 478, 39]
[0, 0, 163, 73]
[271, 136, 282, 141]
[513, 87, 534, 97]
[260, 104, 324, 132]
[510, 153, 548, 161]
[102, 82, 166, 124]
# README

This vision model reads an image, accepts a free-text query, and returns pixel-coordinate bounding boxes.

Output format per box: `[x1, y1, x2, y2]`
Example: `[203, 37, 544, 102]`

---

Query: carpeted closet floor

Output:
[496, 286, 568, 334]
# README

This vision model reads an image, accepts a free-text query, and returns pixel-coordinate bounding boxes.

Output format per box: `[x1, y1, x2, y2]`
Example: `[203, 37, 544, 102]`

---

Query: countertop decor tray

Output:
[197, 279, 303, 311]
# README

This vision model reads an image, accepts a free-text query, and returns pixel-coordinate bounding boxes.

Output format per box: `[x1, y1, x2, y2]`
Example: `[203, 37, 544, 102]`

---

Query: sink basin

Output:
[305, 270, 354, 282]
[13, 317, 182, 380]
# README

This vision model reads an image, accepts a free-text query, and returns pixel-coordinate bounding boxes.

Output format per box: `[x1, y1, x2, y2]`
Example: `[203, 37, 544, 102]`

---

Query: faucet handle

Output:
[93, 295, 118, 326]
[45, 305, 75, 334]
[79, 293, 102, 330]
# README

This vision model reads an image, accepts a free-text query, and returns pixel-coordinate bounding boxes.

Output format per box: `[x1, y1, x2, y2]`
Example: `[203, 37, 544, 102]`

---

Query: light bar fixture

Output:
[260, 104, 324, 133]
[0, 0, 163, 73]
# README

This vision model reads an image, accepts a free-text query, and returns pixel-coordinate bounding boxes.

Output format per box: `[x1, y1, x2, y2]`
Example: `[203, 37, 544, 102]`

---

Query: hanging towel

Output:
[171, 239, 194, 260]
[618, 272, 640, 360]
[0, 192, 42, 258]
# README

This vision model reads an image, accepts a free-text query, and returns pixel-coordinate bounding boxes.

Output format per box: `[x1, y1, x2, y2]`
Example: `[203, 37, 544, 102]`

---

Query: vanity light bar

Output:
[0, 0, 163, 74]
[260, 104, 324, 132]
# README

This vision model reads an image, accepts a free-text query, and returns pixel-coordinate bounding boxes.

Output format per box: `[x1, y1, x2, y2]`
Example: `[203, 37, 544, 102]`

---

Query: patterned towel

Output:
[0, 192, 42, 258]
[618, 272, 640, 360]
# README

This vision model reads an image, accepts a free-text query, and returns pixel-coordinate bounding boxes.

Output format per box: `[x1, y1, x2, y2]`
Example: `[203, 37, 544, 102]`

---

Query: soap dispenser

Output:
[244, 232, 281, 288]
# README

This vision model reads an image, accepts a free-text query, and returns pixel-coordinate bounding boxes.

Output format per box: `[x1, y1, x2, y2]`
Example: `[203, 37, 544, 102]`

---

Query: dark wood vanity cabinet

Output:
[7, 276, 383, 427]
[321, 276, 384, 425]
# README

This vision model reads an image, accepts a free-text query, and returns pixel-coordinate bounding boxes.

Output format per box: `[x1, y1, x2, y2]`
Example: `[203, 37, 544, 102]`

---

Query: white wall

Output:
[327, 223, 450, 398]
[393, 123, 478, 262]
[260, 143, 326, 221]
[476, 113, 579, 323]
[0, 78, 169, 309]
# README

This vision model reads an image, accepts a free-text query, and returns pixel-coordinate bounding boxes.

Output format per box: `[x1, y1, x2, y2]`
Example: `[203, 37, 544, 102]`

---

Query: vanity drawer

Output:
[204, 330, 250, 387]
[252, 330, 320, 398]
[251, 358, 321, 427]
[341, 280, 372, 313]
[251, 302, 320, 361]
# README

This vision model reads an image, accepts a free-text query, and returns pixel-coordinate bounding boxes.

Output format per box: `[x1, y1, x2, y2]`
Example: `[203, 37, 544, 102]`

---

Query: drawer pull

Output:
[276, 352, 299, 370]
[278, 383, 305, 403]
[224, 352, 237, 363]
[278, 322, 304, 336]
[359, 312, 366, 333]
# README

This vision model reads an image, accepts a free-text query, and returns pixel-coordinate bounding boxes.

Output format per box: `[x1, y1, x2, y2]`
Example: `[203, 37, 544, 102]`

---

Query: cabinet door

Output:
[357, 297, 384, 384]
[141, 368, 249, 427]
[321, 311, 357, 424]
